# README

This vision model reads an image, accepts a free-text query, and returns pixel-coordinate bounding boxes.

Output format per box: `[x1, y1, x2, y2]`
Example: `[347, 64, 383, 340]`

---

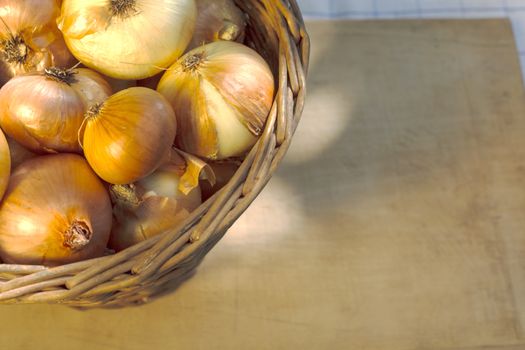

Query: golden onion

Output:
[83, 87, 177, 185]
[58, 0, 197, 79]
[157, 41, 275, 160]
[0, 67, 112, 153]
[0, 154, 112, 266]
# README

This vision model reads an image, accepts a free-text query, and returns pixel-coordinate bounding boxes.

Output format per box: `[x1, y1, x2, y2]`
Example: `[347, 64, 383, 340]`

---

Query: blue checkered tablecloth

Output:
[298, 0, 525, 79]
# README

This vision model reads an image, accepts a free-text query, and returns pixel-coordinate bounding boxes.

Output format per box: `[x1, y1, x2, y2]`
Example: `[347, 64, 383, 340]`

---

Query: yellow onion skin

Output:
[0, 128, 10, 201]
[0, 154, 112, 266]
[157, 41, 275, 160]
[187, 0, 246, 51]
[109, 166, 201, 251]
[58, 0, 197, 80]
[83, 87, 177, 185]
[0, 0, 75, 86]
[0, 68, 112, 153]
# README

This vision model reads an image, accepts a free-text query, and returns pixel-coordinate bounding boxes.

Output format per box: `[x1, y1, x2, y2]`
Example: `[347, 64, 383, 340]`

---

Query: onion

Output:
[187, 0, 246, 51]
[83, 87, 177, 185]
[109, 149, 213, 251]
[0, 0, 75, 86]
[157, 41, 275, 160]
[0, 154, 112, 266]
[0, 67, 112, 153]
[58, 0, 197, 79]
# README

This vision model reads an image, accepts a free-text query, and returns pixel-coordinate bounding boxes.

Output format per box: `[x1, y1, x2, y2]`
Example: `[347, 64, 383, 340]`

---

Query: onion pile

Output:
[0, 0, 275, 265]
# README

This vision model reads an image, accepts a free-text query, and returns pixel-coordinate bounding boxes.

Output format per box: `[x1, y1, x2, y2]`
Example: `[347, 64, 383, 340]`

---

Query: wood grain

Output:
[1, 19, 525, 350]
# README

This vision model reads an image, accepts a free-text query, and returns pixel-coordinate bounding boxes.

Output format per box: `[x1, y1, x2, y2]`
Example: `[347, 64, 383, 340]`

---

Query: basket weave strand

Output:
[0, 0, 309, 308]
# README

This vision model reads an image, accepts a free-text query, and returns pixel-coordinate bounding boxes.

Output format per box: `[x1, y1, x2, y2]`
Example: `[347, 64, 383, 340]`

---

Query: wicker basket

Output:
[0, 0, 309, 308]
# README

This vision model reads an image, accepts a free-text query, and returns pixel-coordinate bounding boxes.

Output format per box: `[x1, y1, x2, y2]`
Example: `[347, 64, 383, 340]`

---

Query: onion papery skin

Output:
[0, 68, 112, 153]
[58, 0, 197, 79]
[83, 87, 177, 185]
[109, 173, 201, 251]
[0, 0, 75, 86]
[157, 41, 274, 160]
[187, 0, 246, 51]
[0, 154, 112, 266]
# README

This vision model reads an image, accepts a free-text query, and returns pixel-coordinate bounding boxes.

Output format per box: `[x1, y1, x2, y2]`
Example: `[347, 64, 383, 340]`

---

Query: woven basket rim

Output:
[0, 0, 310, 308]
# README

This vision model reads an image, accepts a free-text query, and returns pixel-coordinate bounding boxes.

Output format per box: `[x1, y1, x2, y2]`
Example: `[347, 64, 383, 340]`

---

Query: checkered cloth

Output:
[298, 0, 525, 79]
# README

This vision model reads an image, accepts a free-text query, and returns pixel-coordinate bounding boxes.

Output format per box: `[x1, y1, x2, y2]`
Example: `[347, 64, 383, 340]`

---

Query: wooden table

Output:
[2, 19, 525, 350]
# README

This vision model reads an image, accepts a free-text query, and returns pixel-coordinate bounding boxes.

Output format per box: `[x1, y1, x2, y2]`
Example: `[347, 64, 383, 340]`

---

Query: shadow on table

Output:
[272, 19, 496, 221]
